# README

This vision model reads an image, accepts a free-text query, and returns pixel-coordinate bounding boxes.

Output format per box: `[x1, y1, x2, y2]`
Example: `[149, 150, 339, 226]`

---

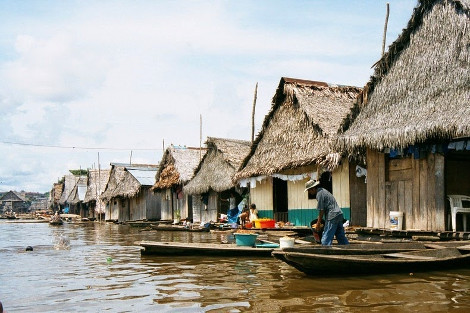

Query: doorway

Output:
[273, 177, 288, 222]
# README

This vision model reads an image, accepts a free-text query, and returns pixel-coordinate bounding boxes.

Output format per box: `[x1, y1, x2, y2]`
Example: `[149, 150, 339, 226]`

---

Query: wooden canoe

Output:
[150, 224, 210, 232]
[273, 245, 470, 276]
[140, 241, 279, 257]
[279, 242, 427, 255]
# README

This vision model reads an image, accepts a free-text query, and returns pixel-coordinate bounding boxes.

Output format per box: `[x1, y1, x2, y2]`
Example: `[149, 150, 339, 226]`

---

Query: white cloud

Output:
[0, 0, 416, 192]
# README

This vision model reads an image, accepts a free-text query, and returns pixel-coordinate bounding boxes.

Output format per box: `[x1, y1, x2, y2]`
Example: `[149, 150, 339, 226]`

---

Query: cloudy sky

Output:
[0, 0, 416, 193]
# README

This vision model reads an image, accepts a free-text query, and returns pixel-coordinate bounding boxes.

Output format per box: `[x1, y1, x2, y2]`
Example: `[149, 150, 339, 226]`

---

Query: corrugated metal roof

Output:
[127, 168, 158, 186]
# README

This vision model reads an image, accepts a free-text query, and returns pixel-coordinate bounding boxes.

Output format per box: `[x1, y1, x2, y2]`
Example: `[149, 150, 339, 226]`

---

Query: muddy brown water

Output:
[1, 221, 469, 312]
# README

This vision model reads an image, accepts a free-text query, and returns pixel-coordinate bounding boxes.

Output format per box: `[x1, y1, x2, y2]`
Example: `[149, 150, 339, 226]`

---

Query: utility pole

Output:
[382, 3, 390, 56]
[251, 82, 258, 144]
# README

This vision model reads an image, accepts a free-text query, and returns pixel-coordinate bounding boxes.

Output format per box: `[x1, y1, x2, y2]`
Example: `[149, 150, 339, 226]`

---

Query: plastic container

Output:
[279, 237, 295, 249]
[389, 211, 404, 230]
[254, 219, 276, 229]
[234, 233, 258, 246]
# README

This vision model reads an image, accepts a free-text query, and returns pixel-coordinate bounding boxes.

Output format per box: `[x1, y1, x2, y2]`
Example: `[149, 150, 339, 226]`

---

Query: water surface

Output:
[1, 221, 469, 312]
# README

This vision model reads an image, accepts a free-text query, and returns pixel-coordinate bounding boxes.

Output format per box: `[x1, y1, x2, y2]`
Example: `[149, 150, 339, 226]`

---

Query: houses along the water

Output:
[337, 0, 470, 232]
[184, 137, 251, 224]
[233, 77, 363, 227]
[152, 146, 205, 222]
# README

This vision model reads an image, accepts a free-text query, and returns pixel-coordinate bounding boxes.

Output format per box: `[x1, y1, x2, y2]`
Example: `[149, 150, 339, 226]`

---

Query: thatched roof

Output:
[100, 163, 158, 201]
[51, 183, 63, 203]
[152, 146, 205, 190]
[338, 0, 470, 152]
[0, 190, 26, 202]
[184, 137, 251, 195]
[233, 77, 361, 181]
[67, 176, 88, 205]
[84, 169, 111, 203]
[59, 174, 79, 205]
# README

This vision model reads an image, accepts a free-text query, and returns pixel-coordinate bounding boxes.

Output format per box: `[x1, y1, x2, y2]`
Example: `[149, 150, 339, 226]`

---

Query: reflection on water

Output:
[1, 221, 470, 312]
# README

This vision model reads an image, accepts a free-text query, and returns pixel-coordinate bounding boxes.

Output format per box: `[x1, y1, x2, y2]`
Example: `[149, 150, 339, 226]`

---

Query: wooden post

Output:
[382, 3, 390, 56]
[251, 83, 258, 143]
[200, 114, 202, 161]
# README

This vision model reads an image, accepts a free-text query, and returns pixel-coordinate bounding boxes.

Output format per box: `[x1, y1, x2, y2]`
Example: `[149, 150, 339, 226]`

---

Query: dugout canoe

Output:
[140, 241, 279, 257]
[272, 245, 470, 276]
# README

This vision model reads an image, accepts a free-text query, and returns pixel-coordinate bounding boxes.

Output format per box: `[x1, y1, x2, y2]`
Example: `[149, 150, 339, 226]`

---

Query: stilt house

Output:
[0, 190, 29, 214]
[233, 77, 363, 226]
[67, 175, 88, 217]
[49, 182, 64, 212]
[101, 163, 160, 222]
[338, 0, 470, 231]
[184, 137, 251, 223]
[58, 174, 79, 214]
[152, 146, 205, 222]
[83, 169, 110, 220]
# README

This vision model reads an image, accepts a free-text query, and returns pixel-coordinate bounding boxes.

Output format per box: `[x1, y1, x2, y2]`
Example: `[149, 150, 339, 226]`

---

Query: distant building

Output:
[0, 190, 29, 214]
[101, 163, 160, 222]
[29, 197, 48, 212]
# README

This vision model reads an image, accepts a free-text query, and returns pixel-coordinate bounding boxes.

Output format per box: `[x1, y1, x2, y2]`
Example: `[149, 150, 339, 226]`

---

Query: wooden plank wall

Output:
[366, 149, 379, 228]
[160, 189, 173, 220]
[192, 195, 201, 223]
[367, 149, 446, 231]
[348, 160, 367, 226]
[250, 178, 273, 211]
[332, 162, 350, 209]
[287, 177, 314, 209]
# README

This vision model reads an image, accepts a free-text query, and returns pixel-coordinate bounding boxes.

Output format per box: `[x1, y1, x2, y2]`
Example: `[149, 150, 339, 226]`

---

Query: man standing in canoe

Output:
[305, 179, 349, 246]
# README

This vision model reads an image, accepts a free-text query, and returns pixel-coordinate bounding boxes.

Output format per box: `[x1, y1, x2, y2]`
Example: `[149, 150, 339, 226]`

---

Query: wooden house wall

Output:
[348, 161, 367, 226]
[176, 195, 186, 220]
[191, 195, 202, 223]
[145, 189, 161, 220]
[118, 198, 130, 222]
[287, 178, 316, 226]
[208, 191, 218, 219]
[247, 162, 356, 226]
[287, 178, 311, 209]
[127, 188, 160, 221]
[160, 189, 173, 220]
[129, 194, 143, 221]
[250, 179, 273, 218]
[196, 190, 219, 223]
[332, 162, 350, 209]
[106, 198, 121, 221]
[366, 149, 445, 231]
[285, 162, 353, 226]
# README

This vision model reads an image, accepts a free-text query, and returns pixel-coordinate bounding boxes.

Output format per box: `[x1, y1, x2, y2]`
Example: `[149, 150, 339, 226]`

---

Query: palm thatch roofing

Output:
[100, 163, 158, 201]
[233, 77, 361, 181]
[338, 0, 470, 153]
[152, 146, 206, 190]
[67, 176, 88, 205]
[59, 174, 79, 205]
[84, 169, 111, 203]
[51, 183, 63, 203]
[184, 137, 251, 195]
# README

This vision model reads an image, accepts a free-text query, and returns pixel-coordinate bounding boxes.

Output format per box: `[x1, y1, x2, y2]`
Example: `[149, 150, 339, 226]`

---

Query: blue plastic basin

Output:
[234, 233, 258, 246]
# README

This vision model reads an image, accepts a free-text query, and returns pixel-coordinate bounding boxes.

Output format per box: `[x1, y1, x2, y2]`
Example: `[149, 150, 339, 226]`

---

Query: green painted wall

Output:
[257, 210, 273, 219]
[257, 208, 351, 227]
